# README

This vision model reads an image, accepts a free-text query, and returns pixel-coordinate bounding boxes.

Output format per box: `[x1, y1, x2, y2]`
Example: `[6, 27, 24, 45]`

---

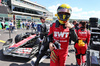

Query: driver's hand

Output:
[65, 22, 72, 29]
[49, 42, 55, 51]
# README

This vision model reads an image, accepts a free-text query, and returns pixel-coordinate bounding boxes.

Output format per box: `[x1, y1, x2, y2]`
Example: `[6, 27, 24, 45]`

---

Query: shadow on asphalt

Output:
[0, 49, 30, 63]
[9, 63, 50, 66]
[9, 63, 77, 66]
[68, 44, 75, 53]
[69, 49, 75, 53]
[10, 63, 31, 66]
[39, 63, 77, 66]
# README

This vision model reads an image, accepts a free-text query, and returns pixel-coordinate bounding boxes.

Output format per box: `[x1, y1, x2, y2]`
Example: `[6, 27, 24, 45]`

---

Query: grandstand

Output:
[0, 0, 53, 22]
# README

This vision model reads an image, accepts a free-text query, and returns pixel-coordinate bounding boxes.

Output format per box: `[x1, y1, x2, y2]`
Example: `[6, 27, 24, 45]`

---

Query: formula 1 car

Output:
[2, 32, 40, 59]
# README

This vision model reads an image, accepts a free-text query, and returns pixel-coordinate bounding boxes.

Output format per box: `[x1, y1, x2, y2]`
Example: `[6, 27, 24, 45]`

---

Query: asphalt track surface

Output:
[0, 29, 76, 66]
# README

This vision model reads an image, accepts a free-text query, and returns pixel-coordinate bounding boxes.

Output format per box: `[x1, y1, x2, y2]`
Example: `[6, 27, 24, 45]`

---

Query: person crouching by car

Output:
[74, 21, 91, 66]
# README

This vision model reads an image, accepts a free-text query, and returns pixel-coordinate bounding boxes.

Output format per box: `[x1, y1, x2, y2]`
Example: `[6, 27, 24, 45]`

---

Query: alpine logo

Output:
[54, 31, 69, 38]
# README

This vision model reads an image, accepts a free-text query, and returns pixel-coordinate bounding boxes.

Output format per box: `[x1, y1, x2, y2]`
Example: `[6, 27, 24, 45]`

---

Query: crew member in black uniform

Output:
[31, 16, 48, 66]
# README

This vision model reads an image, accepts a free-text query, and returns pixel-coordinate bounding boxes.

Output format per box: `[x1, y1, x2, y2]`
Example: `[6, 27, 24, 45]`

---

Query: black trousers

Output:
[34, 40, 49, 66]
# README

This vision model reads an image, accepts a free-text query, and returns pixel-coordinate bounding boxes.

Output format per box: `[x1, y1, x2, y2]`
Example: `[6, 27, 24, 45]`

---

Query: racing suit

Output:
[48, 20, 78, 66]
[69, 23, 79, 45]
[74, 28, 91, 65]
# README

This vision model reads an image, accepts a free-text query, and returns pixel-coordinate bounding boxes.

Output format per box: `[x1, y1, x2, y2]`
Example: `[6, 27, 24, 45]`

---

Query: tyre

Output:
[90, 21, 98, 27]
[89, 17, 98, 27]
[15, 34, 22, 43]
[89, 17, 98, 22]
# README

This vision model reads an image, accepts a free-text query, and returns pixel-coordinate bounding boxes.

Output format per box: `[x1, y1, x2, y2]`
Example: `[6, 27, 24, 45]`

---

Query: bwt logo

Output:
[54, 32, 69, 38]
[79, 32, 86, 34]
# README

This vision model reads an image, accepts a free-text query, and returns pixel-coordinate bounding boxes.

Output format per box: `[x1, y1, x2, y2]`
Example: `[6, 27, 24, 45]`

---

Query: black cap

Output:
[40, 16, 45, 20]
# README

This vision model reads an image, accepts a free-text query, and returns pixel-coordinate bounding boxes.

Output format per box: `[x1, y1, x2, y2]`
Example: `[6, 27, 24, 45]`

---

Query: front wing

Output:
[3, 46, 32, 58]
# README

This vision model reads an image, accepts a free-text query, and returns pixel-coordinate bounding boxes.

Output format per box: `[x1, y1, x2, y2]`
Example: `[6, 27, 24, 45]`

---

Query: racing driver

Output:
[48, 4, 78, 66]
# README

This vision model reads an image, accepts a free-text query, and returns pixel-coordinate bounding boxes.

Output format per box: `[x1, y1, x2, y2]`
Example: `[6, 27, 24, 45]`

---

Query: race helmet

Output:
[57, 4, 72, 24]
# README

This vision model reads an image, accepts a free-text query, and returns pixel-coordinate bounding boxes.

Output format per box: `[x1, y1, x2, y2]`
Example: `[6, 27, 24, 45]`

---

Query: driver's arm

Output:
[48, 23, 54, 51]
[69, 28, 78, 42]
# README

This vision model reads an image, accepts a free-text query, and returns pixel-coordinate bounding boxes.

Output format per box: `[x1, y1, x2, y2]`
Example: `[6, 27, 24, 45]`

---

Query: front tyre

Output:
[15, 34, 22, 43]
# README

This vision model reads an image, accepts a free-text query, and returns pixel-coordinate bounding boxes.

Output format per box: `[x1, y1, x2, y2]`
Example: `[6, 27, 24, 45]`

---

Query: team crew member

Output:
[49, 4, 78, 66]
[39, 17, 48, 41]
[1, 20, 5, 29]
[74, 21, 91, 66]
[9, 20, 15, 33]
[73, 20, 79, 29]
[31, 16, 48, 66]
[31, 22, 36, 31]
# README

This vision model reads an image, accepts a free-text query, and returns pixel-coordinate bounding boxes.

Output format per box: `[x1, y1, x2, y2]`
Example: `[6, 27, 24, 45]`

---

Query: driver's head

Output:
[57, 4, 72, 24]
[40, 16, 45, 23]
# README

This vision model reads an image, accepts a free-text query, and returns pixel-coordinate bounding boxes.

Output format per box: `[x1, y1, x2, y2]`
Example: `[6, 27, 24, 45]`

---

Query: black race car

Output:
[2, 32, 40, 59]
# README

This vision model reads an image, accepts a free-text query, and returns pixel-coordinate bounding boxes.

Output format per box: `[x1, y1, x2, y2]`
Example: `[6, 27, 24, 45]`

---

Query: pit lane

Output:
[0, 29, 76, 66]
